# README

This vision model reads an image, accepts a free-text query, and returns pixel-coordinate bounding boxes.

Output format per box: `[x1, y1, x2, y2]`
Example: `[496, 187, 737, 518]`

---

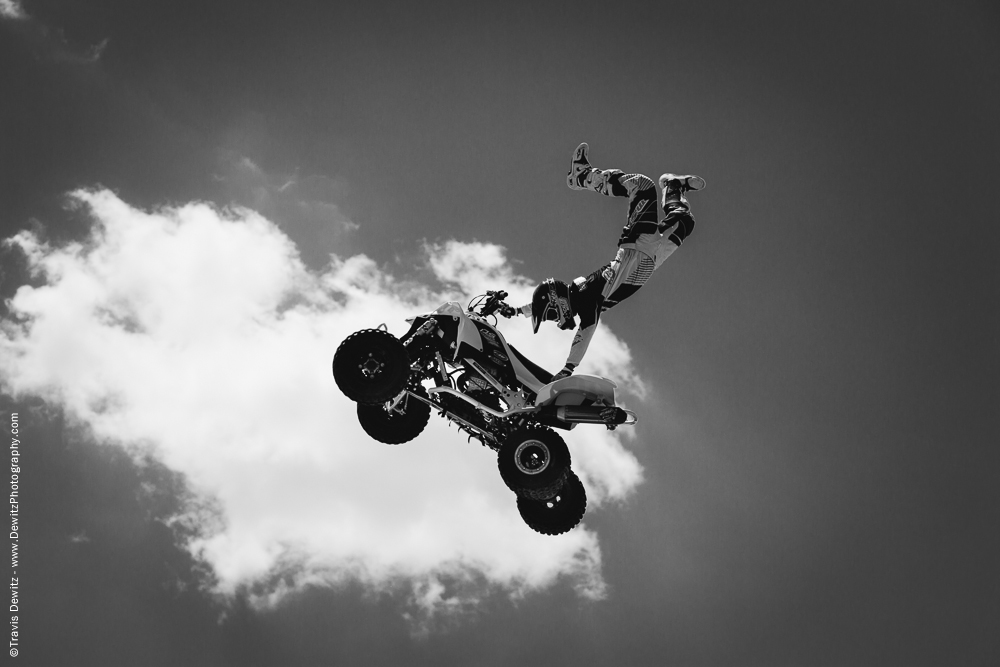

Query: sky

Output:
[1, 1, 999, 665]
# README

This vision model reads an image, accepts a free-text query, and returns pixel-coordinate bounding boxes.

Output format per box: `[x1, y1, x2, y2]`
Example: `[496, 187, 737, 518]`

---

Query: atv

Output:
[332, 290, 636, 535]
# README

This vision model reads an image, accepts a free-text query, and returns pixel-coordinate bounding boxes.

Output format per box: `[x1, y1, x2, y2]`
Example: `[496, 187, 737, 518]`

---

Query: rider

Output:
[500, 143, 705, 381]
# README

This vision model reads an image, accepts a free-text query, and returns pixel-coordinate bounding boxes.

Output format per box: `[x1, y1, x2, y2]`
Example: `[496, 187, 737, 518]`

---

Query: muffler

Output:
[538, 405, 631, 425]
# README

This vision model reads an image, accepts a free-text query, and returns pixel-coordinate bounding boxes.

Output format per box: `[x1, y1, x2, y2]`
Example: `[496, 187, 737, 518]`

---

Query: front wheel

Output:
[497, 427, 571, 500]
[357, 386, 431, 445]
[517, 470, 587, 536]
[332, 329, 411, 405]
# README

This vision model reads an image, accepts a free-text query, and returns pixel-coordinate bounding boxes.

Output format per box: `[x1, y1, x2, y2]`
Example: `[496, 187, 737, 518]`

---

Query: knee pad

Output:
[664, 210, 695, 244]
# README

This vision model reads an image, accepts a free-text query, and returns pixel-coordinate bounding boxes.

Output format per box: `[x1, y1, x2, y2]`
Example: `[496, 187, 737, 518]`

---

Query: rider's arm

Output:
[565, 322, 596, 368]
[515, 303, 532, 317]
[559, 289, 602, 375]
[552, 322, 595, 380]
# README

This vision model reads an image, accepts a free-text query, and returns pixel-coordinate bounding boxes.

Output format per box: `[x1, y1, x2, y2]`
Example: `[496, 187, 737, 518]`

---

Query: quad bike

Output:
[332, 290, 637, 536]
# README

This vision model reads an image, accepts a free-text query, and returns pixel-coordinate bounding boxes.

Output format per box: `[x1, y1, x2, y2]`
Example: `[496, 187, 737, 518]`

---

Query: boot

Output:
[658, 173, 706, 211]
[566, 142, 592, 190]
[567, 143, 619, 194]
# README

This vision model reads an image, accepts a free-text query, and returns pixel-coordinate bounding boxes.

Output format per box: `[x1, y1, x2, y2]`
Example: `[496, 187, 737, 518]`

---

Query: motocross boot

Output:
[658, 173, 706, 212]
[566, 143, 620, 194]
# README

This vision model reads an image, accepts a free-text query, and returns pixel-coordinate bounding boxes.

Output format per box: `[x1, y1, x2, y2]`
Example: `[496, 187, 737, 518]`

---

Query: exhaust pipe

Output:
[538, 405, 635, 425]
[423, 388, 637, 426]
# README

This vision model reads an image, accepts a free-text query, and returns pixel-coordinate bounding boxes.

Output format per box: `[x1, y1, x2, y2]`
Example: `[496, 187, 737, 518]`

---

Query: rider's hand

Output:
[498, 303, 517, 319]
[552, 363, 575, 381]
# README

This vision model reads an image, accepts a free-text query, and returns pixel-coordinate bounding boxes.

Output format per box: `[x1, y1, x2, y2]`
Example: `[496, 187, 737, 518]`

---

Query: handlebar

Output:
[479, 290, 508, 318]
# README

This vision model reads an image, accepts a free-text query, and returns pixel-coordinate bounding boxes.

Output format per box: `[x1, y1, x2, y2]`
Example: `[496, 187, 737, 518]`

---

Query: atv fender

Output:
[534, 374, 618, 408]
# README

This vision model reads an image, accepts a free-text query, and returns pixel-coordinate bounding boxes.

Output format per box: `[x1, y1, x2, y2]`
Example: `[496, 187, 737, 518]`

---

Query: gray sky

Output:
[2, 1, 999, 665]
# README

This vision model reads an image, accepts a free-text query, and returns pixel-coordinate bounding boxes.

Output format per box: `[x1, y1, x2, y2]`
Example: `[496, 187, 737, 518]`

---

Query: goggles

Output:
[546, 280, 573, 329]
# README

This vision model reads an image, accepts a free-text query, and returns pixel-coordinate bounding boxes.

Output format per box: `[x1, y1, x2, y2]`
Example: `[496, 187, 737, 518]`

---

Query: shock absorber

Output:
[435, 352, 449, 386]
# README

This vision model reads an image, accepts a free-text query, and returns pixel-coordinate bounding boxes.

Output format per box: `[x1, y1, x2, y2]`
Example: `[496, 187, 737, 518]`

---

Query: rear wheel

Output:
[333, 329, 411, 405]
[497, 427, 571, 500]
[517, 470, 587, 536]
[357, 386, 431, 445]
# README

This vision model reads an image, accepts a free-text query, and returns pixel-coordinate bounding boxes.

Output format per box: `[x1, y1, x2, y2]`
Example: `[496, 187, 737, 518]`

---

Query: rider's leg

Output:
[658, 173, 705, 245]
[566, 143, 660, 242]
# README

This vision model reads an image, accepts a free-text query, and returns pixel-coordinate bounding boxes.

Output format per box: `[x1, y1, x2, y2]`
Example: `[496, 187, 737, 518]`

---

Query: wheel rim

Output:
[358, 351, 387, 378]
[514, 439, 550, 475]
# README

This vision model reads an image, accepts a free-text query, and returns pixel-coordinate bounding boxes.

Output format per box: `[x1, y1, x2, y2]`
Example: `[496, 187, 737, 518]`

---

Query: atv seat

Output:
[508, 344, 554, 390]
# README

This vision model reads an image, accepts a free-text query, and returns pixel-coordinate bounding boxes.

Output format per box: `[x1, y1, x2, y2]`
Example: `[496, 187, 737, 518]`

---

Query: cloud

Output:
[0, 0, 26, 20]
[77, 37, 108, 64]
[0, 3, 109, 66]
[0, 189, 644, 626]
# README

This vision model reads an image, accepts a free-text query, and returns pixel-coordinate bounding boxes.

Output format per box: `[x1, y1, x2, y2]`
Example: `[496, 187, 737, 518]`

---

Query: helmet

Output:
[530, 279, 575, 333]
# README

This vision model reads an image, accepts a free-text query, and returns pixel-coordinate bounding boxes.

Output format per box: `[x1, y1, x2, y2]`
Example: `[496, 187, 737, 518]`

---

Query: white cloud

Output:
[0, 0, 26, 20]
[0, 189, 644, 624]
[83, 37, 109, 63]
